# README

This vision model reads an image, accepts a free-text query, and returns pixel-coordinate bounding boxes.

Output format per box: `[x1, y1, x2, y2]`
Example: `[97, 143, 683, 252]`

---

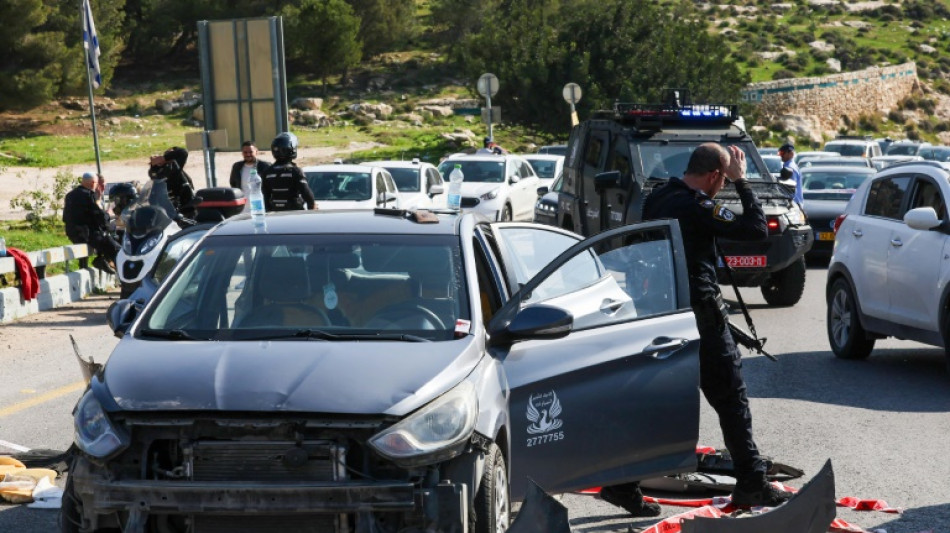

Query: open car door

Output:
[488, 220, 700, 500]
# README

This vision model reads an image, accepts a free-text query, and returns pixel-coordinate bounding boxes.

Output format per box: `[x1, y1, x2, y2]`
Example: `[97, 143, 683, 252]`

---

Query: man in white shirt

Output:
[229, 141, 271, 212]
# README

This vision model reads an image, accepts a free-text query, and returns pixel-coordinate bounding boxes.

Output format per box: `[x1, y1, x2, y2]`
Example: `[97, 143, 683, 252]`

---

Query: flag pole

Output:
[81, 0, 102, 176]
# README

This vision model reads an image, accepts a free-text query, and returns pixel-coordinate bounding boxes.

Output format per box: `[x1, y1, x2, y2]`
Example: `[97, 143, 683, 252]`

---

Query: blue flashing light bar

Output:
[614, 102, 739, 126]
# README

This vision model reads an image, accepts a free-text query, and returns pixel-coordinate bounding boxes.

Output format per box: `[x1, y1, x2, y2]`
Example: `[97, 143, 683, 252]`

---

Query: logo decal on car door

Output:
[526, 391, 565, 447]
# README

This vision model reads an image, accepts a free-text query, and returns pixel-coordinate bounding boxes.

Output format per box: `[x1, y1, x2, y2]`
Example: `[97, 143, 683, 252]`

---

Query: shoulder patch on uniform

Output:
[713, 205, 736, 222]
[700, 199, 715, 209]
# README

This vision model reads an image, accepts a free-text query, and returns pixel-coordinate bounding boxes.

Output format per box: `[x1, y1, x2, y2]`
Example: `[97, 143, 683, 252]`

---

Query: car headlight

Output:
[785, 205, 806, 225]
[480, 189, 500, 201]
[74, 391, 129, 459]
[369, 380, 477, 466]
[536, 202, 555, 213]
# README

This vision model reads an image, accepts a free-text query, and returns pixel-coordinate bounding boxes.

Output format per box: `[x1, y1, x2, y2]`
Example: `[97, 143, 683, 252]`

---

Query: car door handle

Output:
[851, 229, 863, 237]
[643, 337, 689, 360]
[891, 237, 903, 247]
[600, 299, 625, 314]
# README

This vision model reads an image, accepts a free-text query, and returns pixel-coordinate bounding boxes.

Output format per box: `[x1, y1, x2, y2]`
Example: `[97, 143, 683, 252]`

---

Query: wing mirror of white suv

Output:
[904, 207, 943, 231]
[509, 174, 521, 184]
[429, 183, 444, 196]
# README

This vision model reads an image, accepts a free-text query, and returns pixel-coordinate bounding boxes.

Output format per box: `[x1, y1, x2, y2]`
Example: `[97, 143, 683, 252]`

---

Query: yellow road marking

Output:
[0, 381, 85, 418]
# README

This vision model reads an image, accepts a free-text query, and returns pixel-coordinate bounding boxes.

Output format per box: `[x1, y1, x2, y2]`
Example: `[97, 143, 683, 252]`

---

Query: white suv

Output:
[827, 161, 950, 372]
[437, 153, 541, 221]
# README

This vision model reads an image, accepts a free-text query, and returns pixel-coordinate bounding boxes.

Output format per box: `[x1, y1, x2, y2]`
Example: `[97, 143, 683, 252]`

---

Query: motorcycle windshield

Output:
[123, 180, 177, 238]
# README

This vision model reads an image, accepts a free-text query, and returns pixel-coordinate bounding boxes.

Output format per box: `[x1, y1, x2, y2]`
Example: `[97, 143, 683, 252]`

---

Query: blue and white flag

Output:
[82, 0, 101, 88]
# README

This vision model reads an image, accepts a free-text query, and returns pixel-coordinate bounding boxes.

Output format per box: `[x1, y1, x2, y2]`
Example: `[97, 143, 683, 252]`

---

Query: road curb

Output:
[0, 269, 115, 324]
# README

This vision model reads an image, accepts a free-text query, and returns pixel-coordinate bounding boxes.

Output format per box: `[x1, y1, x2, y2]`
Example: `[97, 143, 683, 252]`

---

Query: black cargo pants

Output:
[694, 298, 767, 480]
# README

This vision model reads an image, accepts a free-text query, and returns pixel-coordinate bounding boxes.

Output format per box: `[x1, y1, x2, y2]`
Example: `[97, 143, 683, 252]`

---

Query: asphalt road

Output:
[1, 266, 949, 532]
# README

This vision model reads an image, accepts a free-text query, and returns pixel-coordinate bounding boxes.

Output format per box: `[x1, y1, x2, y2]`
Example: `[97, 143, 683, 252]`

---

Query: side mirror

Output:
[904, 206, 942, 231]
[429, 183, 445, 196]
[536, 186, 549, 197]
[489, 305, 573, 347]
[594, 170, 621, 191]
[509, 174, 521, 184]
[106, 299, 138, 338]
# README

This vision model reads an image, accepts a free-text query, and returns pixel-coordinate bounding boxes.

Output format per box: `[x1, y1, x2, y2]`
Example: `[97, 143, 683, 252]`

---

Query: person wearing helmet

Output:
[148, 146, 196, 218]
[108, 182, 138, 235]
[261, 132, 316, 211]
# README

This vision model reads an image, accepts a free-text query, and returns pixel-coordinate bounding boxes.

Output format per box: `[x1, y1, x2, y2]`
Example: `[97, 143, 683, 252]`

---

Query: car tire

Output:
[827, 278, 875, 360]
[501, 204, 512, 222]
[760, 257, 806, 307]
[472, 443, 510, 533]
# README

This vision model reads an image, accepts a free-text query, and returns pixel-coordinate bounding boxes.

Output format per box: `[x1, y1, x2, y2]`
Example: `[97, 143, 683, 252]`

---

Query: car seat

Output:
[239, 256, 329, 328]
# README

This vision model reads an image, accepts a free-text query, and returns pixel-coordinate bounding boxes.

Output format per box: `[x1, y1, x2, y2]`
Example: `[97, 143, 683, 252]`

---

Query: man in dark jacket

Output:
[148, 147, 196, 218]
[640, 143, 790, 508]
[229, 141, 271, 213]
[63, 172, 120, 274]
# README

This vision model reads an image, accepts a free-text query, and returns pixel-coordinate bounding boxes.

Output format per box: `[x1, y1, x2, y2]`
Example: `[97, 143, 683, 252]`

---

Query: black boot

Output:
[599, 484, 662, 517]
[731, 472, 793, 508]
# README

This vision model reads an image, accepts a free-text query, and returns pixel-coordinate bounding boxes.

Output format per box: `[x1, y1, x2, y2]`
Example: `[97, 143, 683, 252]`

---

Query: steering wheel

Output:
[365, 302, 446, 330]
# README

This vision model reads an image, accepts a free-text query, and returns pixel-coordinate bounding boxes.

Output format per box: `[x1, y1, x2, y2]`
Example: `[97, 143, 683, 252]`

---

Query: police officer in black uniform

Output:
[641, 143, 791, 508]
[148, 146, 196, 218]
[63, 172, 120, 274]
[261, 132, 315, 211]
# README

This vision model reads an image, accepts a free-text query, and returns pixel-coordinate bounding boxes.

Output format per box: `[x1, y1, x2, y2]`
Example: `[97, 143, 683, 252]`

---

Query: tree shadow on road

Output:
[741, 346, 950, 412]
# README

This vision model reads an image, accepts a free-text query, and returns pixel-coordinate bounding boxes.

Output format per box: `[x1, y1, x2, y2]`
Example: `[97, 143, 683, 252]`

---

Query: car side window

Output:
[584, 133, 607, 169]
[519, 161, 534, 179]
[865, 175, 912, 219]
[910, 177, 947, 220]
[376, 174, 386, 202]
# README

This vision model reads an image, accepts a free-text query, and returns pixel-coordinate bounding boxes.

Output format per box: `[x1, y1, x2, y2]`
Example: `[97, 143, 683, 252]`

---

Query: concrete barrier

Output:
[0, 243, 115, 324]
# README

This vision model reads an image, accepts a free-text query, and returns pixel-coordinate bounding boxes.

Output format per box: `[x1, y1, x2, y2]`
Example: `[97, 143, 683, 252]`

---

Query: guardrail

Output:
[0, 244, 114, 324]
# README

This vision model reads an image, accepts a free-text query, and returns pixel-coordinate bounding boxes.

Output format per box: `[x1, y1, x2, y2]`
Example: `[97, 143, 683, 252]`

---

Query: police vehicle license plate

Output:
[816, 231, 835, 241]
[724, 255, 767, 268]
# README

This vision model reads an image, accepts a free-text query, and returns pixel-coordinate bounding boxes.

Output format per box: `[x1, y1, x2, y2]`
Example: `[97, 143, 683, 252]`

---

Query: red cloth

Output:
[6, 247, 40, 301]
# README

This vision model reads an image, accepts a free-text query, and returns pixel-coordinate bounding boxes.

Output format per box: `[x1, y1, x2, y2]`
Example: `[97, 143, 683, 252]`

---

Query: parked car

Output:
[534, 172, 563, 226]
[364, 159, 446, 209]
[827, 161, 950, 373]
[871, 155, 922, 171]
[437, 153, 541, 221]
[521, 153, 564, 189]
[758, 147, 780, 156]
[83, 209, 701, 532]
[873, 137, 895, 155]
[919, 145, 950, 162]
[302, 164, 400, 210]
[799, 156, 873, 168]
[800, 166, 876, 259]
[822, 137, 882, 159]
[884, 140, 931, 157]
[793, 151, 837, 166]
[537, 144, 567, 155]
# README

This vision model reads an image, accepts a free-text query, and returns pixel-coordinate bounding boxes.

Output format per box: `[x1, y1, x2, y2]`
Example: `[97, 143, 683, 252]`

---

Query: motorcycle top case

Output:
[195, 187, 246, 221]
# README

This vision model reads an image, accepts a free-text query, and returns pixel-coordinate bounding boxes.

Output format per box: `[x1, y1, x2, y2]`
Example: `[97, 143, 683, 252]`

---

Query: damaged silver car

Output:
[66, 209, 701, 533]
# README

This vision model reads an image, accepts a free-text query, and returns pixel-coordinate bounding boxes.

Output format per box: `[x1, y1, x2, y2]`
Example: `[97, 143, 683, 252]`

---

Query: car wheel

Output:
[473, 443, 510, 533]
[827, 278, 874, 360]
[501, 204, 512, 222]
[760, 257, 806, 307]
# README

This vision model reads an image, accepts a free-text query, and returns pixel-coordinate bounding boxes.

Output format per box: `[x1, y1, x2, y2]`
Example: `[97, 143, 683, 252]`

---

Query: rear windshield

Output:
[305, 171, 372, 201]
[437, 160, 506, 183]
[142, 234, 470, 342]
[823, 143, 867, 157]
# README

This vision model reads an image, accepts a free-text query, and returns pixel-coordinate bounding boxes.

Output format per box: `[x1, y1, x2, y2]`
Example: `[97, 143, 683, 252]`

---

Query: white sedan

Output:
[302, 164, 400, 210]
[437, 153, 541, 221]
[364, 159, 446, 209]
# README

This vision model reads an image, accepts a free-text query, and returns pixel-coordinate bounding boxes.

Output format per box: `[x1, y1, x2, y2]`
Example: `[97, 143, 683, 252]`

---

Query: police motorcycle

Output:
[109, 184, 245, 329]
[115, 179, 182, 298]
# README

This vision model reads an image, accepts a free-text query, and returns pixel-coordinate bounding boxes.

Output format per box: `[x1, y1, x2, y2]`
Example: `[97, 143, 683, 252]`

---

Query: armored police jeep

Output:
[556, 94, 813, 306]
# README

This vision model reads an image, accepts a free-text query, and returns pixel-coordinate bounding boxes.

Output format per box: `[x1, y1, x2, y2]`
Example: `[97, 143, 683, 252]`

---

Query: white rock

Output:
[292, 97, 323, 110]
[827, 58, 842, 72]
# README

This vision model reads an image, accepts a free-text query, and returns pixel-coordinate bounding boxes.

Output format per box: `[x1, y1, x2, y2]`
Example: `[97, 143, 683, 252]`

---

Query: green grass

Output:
[0, 220, 79, 284]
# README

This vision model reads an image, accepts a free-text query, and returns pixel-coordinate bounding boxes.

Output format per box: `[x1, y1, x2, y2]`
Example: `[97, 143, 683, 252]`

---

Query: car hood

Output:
[459, 182, 505, 196]
[99, 337, 481, 416]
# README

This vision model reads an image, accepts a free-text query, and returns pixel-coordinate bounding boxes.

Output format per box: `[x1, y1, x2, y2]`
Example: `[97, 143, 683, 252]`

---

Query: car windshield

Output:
[824, 143, 866, 157]
[525, 159, 559, 180]
[763, 156, 783, 174]
[886, 144, 919, 156]
[305, 171, 372, 201]
[437, 160, 506, 183]
[928, 149, 950, 162]
[637, 142, 769, 181]
[142, 234, 470, 342]
[802, 170, 873, 200]
[383, 167, 421, 192]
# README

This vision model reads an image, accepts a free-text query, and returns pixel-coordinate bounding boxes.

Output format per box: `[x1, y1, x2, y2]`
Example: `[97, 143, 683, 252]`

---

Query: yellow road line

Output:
[0, 381, 85, 418]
